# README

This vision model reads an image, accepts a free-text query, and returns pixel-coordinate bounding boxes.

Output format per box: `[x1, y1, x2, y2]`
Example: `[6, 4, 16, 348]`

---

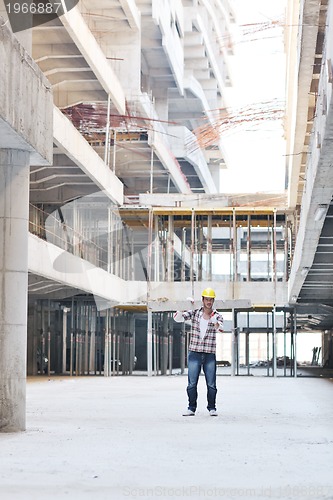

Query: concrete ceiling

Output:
[29, 0, 234, 199]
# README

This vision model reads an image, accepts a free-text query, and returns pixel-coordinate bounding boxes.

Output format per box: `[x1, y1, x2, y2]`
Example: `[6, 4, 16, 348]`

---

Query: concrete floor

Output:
[0, 375, 333, 500]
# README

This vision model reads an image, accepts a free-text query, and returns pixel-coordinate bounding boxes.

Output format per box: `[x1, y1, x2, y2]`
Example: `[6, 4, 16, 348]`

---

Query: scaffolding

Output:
[27, 202, 302, 378]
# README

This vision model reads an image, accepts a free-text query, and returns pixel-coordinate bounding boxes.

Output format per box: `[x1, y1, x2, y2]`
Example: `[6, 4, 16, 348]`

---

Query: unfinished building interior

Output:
[1, 0, 333, 431]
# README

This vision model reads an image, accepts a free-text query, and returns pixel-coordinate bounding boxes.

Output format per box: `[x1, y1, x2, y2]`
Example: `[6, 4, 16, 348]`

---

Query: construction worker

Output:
[174, 288, 223, 416]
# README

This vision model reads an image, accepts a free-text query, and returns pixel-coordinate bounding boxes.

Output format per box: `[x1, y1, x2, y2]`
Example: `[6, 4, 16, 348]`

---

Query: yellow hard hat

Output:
[202, 287, 216, 298]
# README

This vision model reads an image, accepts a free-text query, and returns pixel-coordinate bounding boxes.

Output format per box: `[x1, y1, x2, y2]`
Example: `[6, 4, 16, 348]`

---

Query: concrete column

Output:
[0, 149, 30, 432]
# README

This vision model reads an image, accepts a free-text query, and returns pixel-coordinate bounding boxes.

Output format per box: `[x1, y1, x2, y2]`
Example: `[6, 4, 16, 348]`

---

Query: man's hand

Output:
[210, 312, 218, 323]
[174, 311, 184, 322]
[210, 312, 223, 331]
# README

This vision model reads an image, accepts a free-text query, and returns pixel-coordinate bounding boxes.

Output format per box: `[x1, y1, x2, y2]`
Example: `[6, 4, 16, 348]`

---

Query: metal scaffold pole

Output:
[161, 312, 168, 375]
[62, 307, 69, 374]
[154, 215, 160, 281]
[293, 308, 298, 378]
[112, 315, 116, 375]
[272, 306, 277, 377]
[207, 214, 212, 281]
[84, 305, 89, 375]
[147, 208, 153, 376]
[231, 308, 238, 376]
[104, 93, 111, 165]
[47, 300, 51, 377]
[147, 309, 153, 377]
[104, 310, 109, 377]
[180, 322, 186, 374]
[246, 311, 250, 376]
[233, 208, 237, 283]
[273, 209, 277, 286]
[283, 309, 287, 377]
[129, 315, 135, 375]
[247, 215, 251, 281]
[190, 209, 195, 285]
[266, 312, 270, 377]
[181, 227, 186, 281]
[167, 215, 174, 282]
[112, 130, 117, 173]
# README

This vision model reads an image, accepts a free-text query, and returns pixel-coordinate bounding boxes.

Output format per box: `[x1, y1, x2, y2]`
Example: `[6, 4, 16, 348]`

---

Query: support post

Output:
[112, 130, 117, 173]
[161, 313, 168, 375]
[168, 332, 173, 376]
[104, 310, 109, 377]
[272, 306, 277, 377]
[246, 311, 250, 376]
[150, 142, 154, 194]
[129, 315, 135, 375]
[0, 149, 30, 432]
[283, 309, 287, 377]
[47, 300, 51, 377]
[167, 215, 174, 282]
[266, 313, 270, 377]
[154, 215, 160, 281]
[190, 210, 195, 284]
[207, 214, 212, 281]
[180, 322, 186, 375]
[293, 308, 298, 378]
[232, 209, 238, 282]
[147, 309, 153, 376]
[104, 93, 111, 165]
[62, 307, 69, 374]
[181, 227, 186, 281]
[231, 308, 237, 376]
[247, 215, 251, 281]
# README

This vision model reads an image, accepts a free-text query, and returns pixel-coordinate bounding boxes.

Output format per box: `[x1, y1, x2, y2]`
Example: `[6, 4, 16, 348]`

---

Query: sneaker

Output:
[209, 409, 218, 416]
[182, 409, 195, 416]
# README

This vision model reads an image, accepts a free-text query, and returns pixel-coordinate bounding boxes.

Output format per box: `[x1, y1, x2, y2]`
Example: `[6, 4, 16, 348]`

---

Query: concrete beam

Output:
[168, 126, 218, 194]
[59, 6, 126, 114]
[136, 93, 192, 193]
[147, 281, 287, 311]
[119, 0, 141, 30]
[151, 132, 192, 194]
[54, 90, 106, 108]
[53, 107, 124, 205]
[0, 16, 52, 165]
[285, 0, 321, 208]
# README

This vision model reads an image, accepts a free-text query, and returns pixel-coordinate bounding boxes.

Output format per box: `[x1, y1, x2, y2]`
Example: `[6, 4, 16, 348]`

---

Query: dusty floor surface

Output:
[0, 375, 333, 500]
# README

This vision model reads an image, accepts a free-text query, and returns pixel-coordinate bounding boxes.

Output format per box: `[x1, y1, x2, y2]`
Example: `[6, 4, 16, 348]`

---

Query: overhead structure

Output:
[2, 0, 333, 430]
[285, 0, 333, 332]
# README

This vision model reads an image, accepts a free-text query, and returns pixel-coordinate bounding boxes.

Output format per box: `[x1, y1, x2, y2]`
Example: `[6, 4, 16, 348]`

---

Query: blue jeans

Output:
[187, 351, 217, 412]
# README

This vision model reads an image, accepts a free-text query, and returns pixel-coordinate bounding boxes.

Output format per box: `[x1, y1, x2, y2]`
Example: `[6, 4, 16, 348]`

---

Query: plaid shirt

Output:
[181, 307, 224, 354]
